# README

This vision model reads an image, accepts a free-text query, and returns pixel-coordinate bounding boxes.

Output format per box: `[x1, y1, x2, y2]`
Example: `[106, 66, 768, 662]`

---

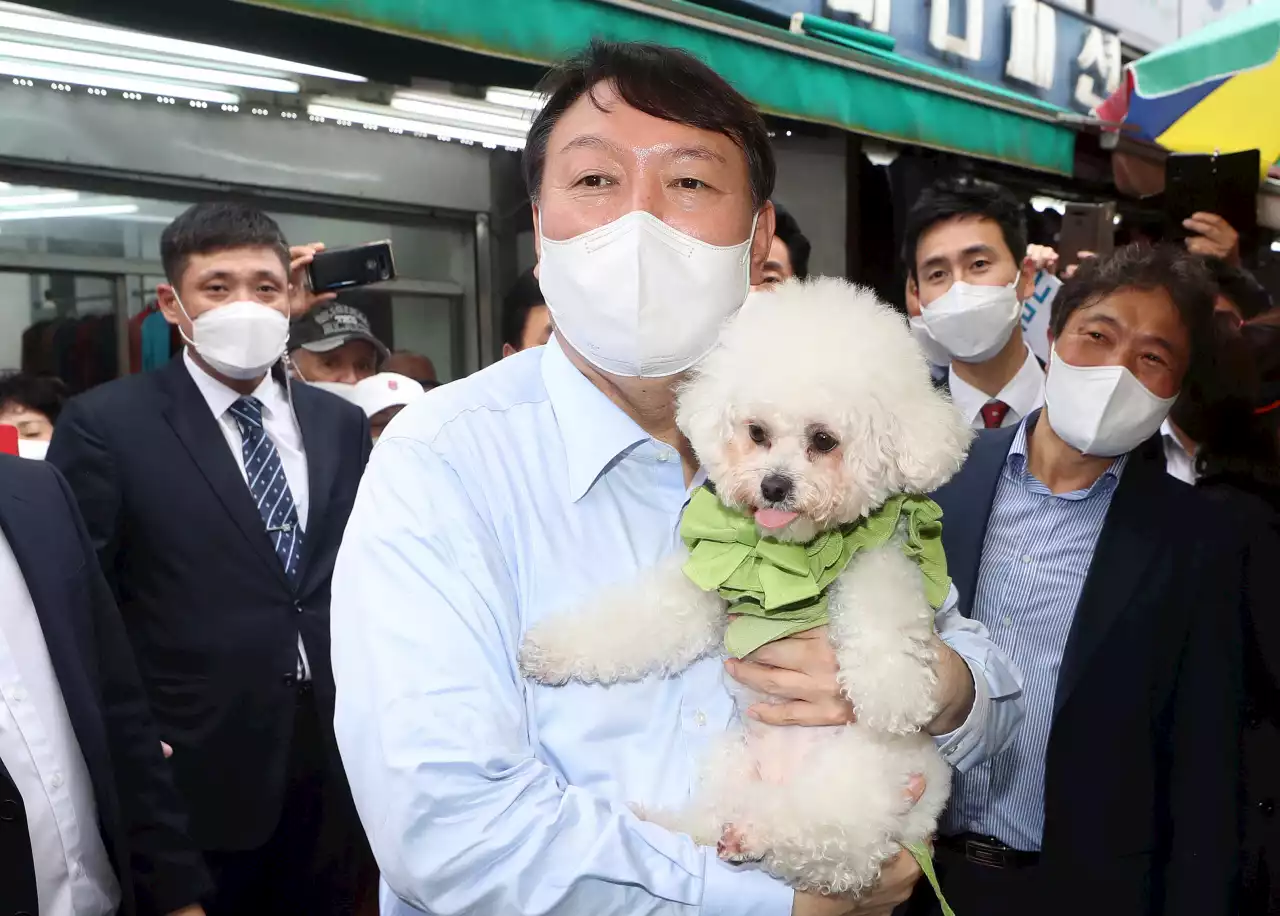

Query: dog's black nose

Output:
[760, 474, 792, 504]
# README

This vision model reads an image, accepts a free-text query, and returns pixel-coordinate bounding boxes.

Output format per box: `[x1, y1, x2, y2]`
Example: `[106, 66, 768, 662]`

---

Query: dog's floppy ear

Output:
[886, 386, 974, 494]
[675, 363, 735, 466]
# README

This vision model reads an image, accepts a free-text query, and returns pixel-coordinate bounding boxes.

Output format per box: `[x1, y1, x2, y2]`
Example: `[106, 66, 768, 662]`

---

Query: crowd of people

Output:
[1, 37, 1277, 916]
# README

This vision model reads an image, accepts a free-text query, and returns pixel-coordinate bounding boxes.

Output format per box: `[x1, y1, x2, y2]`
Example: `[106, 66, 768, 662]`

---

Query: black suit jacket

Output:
[931, 419, 1244, 916]
[47, 356, 371, 850]
[0, 455, 209, 916]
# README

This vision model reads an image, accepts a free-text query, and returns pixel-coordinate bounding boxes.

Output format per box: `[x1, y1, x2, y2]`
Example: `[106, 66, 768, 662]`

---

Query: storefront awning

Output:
[240, 0, 1078, 176]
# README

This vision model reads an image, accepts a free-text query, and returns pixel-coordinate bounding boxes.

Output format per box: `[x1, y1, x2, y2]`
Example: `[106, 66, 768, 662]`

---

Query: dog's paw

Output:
[716, 824, 764, 863]
[517, 622, 581, 685]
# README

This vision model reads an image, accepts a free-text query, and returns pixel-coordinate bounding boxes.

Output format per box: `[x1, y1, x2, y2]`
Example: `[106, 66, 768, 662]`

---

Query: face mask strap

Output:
[172, 292, 198, 349]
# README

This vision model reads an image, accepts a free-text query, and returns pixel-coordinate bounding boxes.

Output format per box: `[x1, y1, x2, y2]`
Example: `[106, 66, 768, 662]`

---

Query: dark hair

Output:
[902, 177, 1027, 280]
[160, 202, 290, 286]
[1174, 314, 1280, 491]
[501, 270, 546, 350]
[522, 41, 775, 209]
[0, 372, 68, 425]
[1202, 257, 1272, 321]
[771, 203, 812, 280]
[1051, 244, 1218, 394]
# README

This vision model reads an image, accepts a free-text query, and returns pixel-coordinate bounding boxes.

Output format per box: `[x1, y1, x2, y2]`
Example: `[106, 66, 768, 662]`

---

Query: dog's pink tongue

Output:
[755, 508, 799, 530]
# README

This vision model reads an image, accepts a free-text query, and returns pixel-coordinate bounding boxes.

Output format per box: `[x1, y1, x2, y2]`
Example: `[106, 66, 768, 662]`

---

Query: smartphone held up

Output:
[306, 240, 397, 293]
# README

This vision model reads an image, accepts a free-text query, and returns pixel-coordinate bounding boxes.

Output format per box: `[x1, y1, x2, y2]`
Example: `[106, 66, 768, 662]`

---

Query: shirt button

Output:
[1003, 616, 1013, 627]
[11, 686, 26, 703]
[49, 771, 64, 790]
[72, 861, 84, 878]
[1021, 554, 1033, 564]
[657, 451, 671, 463]
[293, 600, 303, 614]
[694, 710, 707, 726]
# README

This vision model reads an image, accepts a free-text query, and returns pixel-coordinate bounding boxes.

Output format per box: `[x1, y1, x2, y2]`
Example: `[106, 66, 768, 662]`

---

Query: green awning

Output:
[241, 0, 1078, 176]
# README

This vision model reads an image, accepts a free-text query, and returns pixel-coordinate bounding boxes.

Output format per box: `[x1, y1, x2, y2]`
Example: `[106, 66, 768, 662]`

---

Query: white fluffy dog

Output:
[520, 278, 973, 895]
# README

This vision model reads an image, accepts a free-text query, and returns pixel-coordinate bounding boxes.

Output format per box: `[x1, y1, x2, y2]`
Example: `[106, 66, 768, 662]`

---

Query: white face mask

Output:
[918, 275, 1022, 364]
[908, 315, 955, 368]
[305, 380, 358, 403]
[537, 209, 757, 378]
[1044, 347, 1177, 457]
[16, 438, 49, 461]
[176, 297, 289, 381]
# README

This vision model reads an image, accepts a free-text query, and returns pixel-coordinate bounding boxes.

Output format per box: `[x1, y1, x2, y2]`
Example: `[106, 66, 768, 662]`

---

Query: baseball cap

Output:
[289, 303, 390, 361]
[349, 372, 425, 418]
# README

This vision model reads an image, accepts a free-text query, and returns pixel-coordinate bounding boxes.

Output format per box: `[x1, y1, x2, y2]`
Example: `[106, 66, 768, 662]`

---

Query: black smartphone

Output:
[306, 240, 396, 293]
[1164, 150, 1259, 241]
[1059, 202, 1115, 266]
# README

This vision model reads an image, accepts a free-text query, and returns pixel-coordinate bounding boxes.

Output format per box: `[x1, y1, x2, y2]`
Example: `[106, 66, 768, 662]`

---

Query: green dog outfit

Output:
[679, 486, 951, 659]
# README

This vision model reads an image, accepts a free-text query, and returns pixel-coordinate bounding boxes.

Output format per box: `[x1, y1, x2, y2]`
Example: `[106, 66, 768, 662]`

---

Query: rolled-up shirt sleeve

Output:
[931, 584, 1024, 773]
[331, 436, 791, 916]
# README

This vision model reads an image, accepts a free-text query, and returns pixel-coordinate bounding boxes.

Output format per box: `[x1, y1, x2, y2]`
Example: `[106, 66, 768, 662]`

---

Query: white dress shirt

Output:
[948, 343, 1046, 429]
[331, 337, 1024, 916]
[183, 350, 312, 678]
[1161, 418, 1199, 485]
[0, 530, 120, 916]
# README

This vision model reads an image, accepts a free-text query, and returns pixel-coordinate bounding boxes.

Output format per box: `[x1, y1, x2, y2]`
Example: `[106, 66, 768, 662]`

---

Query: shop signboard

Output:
[1091, 0, 1256, 50]
[724, 0, 1122, 113]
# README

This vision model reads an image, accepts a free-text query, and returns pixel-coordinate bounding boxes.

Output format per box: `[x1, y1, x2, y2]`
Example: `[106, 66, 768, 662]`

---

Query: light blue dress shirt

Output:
[943, 417, 1126, 851]
[331, 337, 1025, 916]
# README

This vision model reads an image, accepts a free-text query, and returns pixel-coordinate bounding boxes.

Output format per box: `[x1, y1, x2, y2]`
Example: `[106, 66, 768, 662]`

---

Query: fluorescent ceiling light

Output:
[0, 6, 365, 81]
[0, 40, 299, 92]
[391, 92, 532, 132]
[308, 100, 526, 149]
[484, 87, 545, 112]
[0, 190, 78, 207]
[1030, 195, 1068, 215]
[0, 202, 139, 220]
[0, 57, 239, 103]
[1272, 240, 1280, 253]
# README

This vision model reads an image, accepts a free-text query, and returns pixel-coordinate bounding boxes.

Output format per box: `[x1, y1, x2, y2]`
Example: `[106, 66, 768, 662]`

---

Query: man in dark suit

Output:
[905, 245, 1245, 916]
[903, 178, 1048, 429]
[0, 453, 209, 916]
[48, 202, 372, 916]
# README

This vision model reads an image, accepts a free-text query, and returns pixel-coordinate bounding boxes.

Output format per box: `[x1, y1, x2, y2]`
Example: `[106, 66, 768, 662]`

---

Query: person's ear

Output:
[747, 201, 776, 288]
[156, 284, 184, 327]
[905, 277, 922, 318]
[502, 343, 517, 359]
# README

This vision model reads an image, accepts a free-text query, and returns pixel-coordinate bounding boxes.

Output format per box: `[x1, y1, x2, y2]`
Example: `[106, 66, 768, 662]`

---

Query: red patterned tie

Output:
[980, 400, 1011, 429]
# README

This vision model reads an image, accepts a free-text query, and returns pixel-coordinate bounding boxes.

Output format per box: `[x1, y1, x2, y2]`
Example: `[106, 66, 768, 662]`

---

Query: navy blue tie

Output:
[228, 396, 304, 583]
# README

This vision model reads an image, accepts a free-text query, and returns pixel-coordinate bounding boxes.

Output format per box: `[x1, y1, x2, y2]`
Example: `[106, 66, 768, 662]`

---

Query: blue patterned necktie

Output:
[228, 396, 305, 583]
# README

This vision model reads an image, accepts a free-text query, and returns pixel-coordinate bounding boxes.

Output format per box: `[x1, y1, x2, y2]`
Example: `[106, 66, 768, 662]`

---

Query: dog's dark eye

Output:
[811, 430, 839, 453]
[748, 423, 769, 445]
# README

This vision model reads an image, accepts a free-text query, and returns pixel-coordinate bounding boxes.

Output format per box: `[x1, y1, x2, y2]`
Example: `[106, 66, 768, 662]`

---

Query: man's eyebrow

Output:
[559, 134, 622, 156]
[665, 145, 726, 164]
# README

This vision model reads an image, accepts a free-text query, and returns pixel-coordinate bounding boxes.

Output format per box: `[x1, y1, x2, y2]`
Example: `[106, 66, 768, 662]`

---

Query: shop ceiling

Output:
[25, 0, 1084, 177]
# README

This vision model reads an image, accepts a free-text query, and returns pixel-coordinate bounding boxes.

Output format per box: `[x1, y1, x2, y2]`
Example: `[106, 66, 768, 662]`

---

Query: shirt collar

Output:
[1004, 413, 1128, 498]
[1160, 417, 1196, 459]
[948, 343, 1046, 427]
[540, 337, 650, 502]
[183, 348, 287, 423]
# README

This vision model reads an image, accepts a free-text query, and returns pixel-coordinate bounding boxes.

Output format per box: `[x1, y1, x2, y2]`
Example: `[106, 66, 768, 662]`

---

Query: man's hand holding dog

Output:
[726, 625, 975, 732]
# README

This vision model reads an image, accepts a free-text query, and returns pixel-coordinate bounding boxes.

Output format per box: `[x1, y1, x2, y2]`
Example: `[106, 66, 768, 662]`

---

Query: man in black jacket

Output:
[48, 203, 372, 915]
[0, 453, 209, 916]
[905, 245, 1245, 916]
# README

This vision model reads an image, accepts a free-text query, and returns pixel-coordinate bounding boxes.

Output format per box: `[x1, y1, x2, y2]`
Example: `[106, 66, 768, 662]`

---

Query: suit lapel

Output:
[936, 425, 1019, 616]
[0, 469, 109, 799]
[156, 358, 290, 588]
[1052, 441, 1166, 716]
[290, 381, 334, 583]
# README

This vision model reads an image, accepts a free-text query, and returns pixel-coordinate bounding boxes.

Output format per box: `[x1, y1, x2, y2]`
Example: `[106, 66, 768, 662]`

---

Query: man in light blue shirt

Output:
[331, 41, 1023, 916]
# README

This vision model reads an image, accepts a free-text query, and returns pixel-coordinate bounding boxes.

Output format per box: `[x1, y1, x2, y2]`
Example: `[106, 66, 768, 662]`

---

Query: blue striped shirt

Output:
[944, 417, 1127, 850]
